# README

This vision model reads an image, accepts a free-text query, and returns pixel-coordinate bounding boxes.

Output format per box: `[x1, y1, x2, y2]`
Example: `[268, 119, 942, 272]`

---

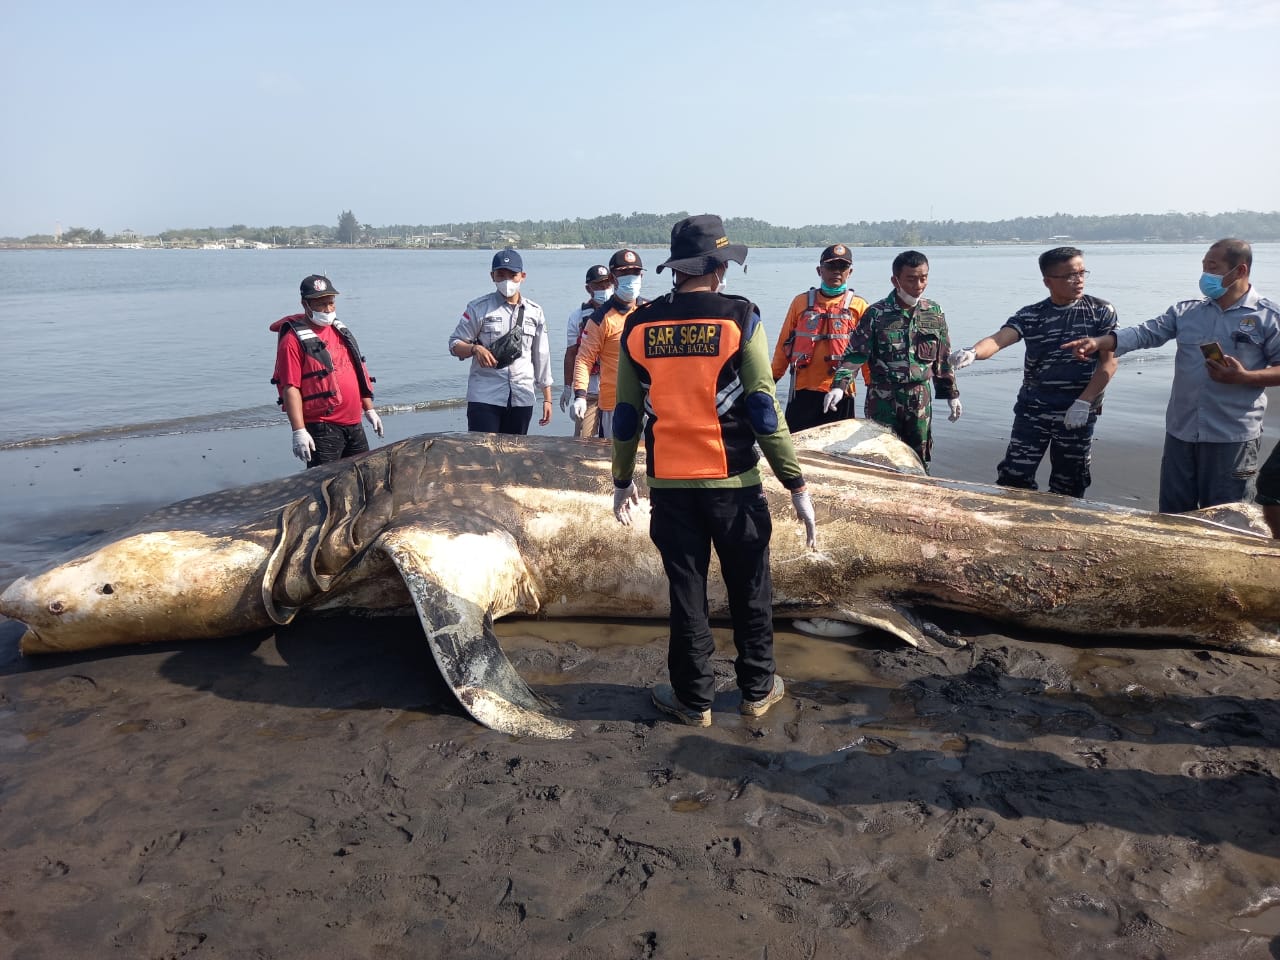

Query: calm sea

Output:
[2, 243, 1275, 449]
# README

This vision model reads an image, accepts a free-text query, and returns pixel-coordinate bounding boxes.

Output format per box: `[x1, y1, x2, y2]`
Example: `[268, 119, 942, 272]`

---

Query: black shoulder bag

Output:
[485, 304, 525, 369]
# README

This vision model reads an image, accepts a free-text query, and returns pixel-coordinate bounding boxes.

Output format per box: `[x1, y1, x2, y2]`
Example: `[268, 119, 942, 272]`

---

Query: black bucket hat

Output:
[656, 214, 748, 275]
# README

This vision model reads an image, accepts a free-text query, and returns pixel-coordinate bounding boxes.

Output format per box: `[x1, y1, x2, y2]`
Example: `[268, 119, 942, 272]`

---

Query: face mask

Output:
[820, 282, 848, 296]
[716, 269, 728, 293]
[615, 275, 642, 301]
[590, 286, 614, 304]
[496, 279, 520, 298]
[1198, 270, 1231, 299]
[895, 287, 920, 308]
[307, 308, 336, 326]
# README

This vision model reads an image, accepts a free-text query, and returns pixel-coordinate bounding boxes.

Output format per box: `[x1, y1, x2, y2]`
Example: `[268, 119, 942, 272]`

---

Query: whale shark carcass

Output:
[1, 420, 1278, 739]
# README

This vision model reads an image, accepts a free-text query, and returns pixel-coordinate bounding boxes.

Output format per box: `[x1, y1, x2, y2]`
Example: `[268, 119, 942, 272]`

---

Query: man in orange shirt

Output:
[571, 249, 647, 437]
[770, 244, 868, 433]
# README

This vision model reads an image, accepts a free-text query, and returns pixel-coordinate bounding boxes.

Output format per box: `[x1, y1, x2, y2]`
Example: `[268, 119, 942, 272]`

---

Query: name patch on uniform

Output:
[644, 323, 722, 357]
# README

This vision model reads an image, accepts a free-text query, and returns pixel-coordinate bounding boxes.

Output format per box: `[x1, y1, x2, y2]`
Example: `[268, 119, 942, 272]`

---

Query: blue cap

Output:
[491, 248, 523, 273]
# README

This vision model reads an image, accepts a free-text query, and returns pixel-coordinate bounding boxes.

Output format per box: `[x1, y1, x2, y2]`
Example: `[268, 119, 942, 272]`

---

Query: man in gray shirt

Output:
[1064, 238, 1280, 513]
[448, 248, 554, 434]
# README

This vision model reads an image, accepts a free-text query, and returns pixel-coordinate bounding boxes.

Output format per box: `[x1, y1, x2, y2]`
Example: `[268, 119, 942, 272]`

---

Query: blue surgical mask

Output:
[590, 286, 614, 304]
[615, 275, 642, 301]
[1198, 270, 1229, 299]
[820, 282, 848, 296]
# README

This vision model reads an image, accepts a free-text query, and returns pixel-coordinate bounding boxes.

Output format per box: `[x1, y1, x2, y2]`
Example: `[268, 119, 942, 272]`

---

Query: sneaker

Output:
[740, 675, 785, 718]
[652, 683, 712, 727]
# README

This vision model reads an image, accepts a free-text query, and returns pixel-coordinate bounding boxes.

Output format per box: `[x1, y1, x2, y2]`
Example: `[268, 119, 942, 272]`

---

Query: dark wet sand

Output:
[2, 410, 1280, 957]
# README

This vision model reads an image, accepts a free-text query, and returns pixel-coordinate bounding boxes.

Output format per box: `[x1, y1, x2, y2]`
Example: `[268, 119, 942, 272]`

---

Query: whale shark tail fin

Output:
[375, 516, 574, 740]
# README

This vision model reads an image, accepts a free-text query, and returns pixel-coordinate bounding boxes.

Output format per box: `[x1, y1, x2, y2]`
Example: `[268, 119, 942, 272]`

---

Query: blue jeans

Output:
[1158, 433, 1260, 512]
[306, 420, 369, 468]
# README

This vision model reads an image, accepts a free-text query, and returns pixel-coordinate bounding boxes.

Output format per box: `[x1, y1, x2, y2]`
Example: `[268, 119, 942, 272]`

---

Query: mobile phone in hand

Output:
[1199, 341, 1226, 363]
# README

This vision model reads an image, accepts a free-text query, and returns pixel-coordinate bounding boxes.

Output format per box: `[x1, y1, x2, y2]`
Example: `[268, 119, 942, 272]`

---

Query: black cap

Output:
[585, 264, 610, 283]
[657, 214, 748, 275]
[608, 249, 643, 272]
[300, 274, 340, 298]
[820, 244, 853, 266]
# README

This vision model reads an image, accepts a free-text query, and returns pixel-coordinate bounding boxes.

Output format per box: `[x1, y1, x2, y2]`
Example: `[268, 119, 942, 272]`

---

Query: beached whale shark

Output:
[2, 421, 1278, 739]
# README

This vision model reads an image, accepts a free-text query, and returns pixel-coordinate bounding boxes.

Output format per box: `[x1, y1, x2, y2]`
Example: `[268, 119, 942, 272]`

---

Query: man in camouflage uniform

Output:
[825, 250, 960, 467]
[950, 246, 1118, 498]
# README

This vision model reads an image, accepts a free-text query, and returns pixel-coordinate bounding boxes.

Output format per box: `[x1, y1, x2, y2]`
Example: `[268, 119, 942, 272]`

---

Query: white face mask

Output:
[307, 307, 336, 326]
[716, 269, 728, 293]
[615, 275, 643, 301]
[496, 279, 520, 298]
[895, 287, 920, 308]
[590, 286, 614, 304]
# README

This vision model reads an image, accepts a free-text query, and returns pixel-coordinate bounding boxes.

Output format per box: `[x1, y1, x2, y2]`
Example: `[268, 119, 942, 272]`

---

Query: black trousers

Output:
[306, 420, 369, 468]
[784, 387, 854, 434]
[648, 485, 776, 711]
[466, 401, 533, 435]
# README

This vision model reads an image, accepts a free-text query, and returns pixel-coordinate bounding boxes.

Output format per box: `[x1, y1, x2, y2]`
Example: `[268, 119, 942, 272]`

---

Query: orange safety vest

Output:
[621, 292, 758, 481]
[784, 288, 860, 370]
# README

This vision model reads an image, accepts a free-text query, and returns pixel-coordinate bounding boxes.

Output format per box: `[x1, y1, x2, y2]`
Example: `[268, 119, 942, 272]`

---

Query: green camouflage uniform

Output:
[833, 291, 958, 466]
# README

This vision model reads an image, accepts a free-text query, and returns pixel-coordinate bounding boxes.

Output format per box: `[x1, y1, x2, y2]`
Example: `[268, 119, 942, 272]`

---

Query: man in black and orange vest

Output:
[270, 274, 382, 468]
[611, 214, 817, 727]
[770, 244, 869, 433]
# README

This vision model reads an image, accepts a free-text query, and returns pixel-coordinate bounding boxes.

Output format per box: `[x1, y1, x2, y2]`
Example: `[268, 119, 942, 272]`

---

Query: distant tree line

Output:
[10, 209, 1280, 247]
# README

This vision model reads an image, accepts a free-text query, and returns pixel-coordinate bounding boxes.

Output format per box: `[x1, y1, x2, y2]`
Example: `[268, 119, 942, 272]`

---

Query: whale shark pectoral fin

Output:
[791, 617, 868, 638]
[375, 523, 573, 741]
[827, 601, 947, 652]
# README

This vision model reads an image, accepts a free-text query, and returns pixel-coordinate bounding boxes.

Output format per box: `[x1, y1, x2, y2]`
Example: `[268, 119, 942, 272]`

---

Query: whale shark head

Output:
[0, 529, 273, 654]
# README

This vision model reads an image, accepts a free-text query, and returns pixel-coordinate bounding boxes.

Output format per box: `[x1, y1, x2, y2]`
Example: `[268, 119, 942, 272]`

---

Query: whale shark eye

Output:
[48, 600, 65, 614]
[99, 584, 114, 595]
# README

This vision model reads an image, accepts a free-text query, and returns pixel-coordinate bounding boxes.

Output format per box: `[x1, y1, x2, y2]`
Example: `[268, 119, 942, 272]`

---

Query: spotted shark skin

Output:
[2, 421, 1277, 738]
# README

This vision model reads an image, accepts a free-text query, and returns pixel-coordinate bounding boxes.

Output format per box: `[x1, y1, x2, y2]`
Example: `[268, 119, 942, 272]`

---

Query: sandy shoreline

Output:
[2, 408, 1280, 957]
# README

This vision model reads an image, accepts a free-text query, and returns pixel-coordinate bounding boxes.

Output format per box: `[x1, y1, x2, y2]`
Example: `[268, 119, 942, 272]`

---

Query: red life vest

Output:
[784, 288, 859, 370]
[269, 315, 376, 421]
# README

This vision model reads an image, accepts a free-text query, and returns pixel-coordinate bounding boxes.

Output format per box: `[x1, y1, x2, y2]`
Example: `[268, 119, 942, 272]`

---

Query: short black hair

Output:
[1212, 238, 1252, 271]
[1039, 246, 1083, 275]
[892, 250, 928, 275]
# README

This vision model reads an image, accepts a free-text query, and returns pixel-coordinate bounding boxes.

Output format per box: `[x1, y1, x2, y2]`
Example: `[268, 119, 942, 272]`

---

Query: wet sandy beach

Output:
[2, 410, 1279, 957]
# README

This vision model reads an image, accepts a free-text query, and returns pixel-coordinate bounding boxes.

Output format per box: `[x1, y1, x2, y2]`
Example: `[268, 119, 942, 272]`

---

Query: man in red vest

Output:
[271, 274, 382, 468]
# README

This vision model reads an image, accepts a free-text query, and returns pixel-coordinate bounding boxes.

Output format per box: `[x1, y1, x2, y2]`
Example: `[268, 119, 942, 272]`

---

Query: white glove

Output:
[950, 347, 976, 369]
[364, 408, 384, 438]
[1063, 398, 1092, 429]
[291, 428, 315, 463]
[571, 397, 587, 422]
[613, 481, 640, 525]
[559, 384, 574, 412]
[822, 387, 844, 414]
[791, 488, 817, 549]
[948, 398, 963, 422]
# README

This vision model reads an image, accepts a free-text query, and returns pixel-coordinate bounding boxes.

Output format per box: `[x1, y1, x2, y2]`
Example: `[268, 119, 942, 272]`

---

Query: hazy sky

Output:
[4, 0, 1278, 236]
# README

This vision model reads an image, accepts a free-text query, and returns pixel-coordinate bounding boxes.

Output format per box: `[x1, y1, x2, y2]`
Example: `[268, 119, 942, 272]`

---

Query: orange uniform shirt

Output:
[573, 300, 639, 412]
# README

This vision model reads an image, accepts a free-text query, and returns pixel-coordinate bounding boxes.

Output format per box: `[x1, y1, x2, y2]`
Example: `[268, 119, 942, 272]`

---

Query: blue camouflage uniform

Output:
[995, 294, 1118, 497]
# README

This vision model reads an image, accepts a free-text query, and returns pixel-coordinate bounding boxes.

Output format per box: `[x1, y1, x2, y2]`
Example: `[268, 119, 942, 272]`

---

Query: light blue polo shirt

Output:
[1114, 287, 1280, 443]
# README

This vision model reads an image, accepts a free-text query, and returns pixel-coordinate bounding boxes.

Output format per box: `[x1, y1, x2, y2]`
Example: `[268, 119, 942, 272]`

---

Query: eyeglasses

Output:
[1048, 270, 1090, 281]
